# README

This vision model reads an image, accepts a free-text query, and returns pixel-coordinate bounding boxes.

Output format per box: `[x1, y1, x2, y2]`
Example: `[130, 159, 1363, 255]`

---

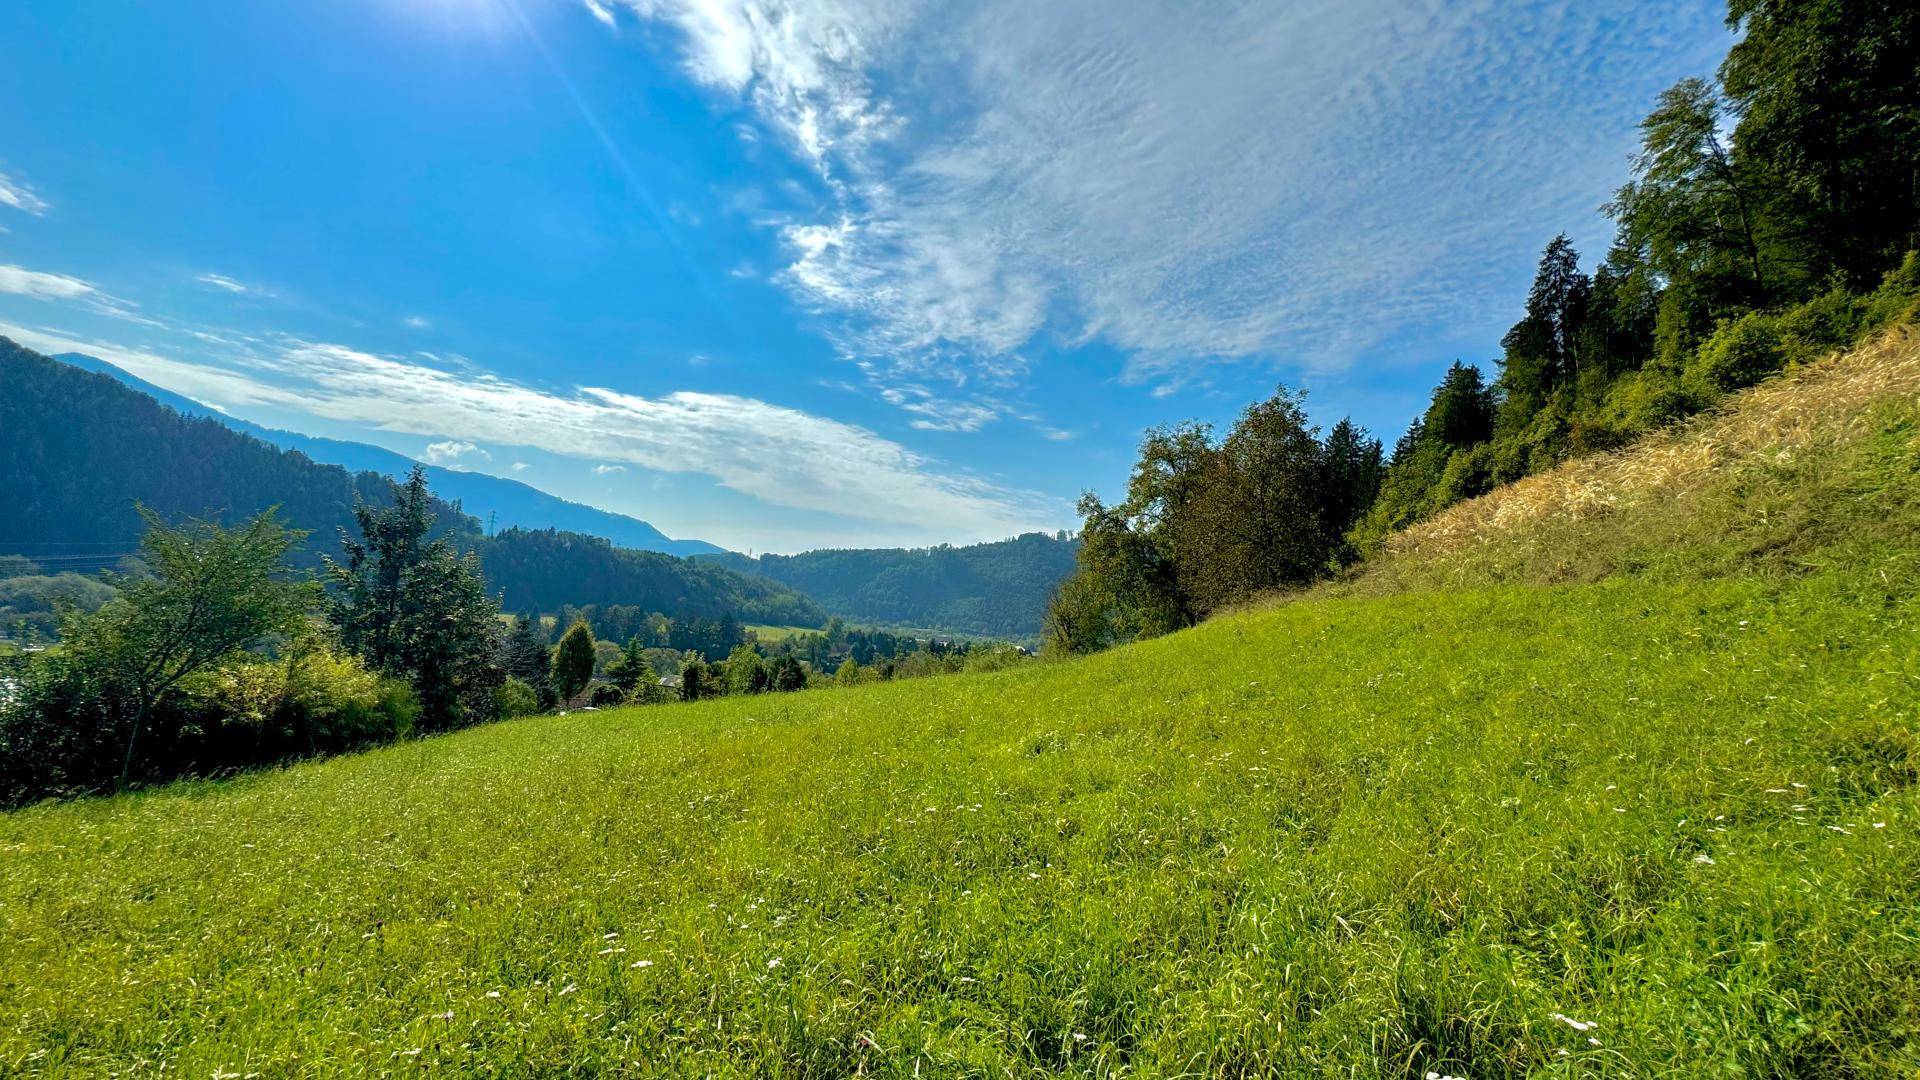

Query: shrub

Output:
[0, 652, 125, 804]
[1863, 251, 1920, 330]
[963, 644, 1030, 674]
[1687, 311, 1786, 395]
[0, 645, 417, 806]
[1433, 444, 1497, 507]
[495, 677, 541, 719]
[589, 683, 627, 708]
[1599, 366, 1703, 434]
[1775, 286, 1863, 366]
[177, 648, 418, 770]
[769, 656, 810, 692]
[626, 677, 674, 706]
[550, 622, 596, 706]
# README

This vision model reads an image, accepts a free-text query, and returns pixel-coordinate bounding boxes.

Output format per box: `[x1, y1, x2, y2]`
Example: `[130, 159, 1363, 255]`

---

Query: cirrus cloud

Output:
[0, 169, 48, 215]
[602, 0, 1729, 393]
[0, 263, 95, 301]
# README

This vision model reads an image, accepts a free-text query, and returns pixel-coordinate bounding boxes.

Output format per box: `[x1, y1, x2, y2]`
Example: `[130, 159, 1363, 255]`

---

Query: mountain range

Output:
[7, 340, 1077, 639]
[1, 337, 818, 625]
[53, 352, 723, 558]
[698, 532, 1078, 640]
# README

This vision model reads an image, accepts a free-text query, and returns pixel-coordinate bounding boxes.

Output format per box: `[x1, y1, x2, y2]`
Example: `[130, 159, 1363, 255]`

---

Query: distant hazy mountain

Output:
[698, 532, 1080, 640]
[1, 338, 820, 625]
[53, 352, 724, 558]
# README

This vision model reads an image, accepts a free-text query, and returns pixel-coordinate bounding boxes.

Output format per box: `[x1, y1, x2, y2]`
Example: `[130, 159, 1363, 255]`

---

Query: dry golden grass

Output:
[1387, 326, 1920, 561]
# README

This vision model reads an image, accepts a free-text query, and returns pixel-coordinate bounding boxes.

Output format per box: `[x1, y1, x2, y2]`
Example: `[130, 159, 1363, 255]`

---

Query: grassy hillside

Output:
[3, 333, 1918, 1075]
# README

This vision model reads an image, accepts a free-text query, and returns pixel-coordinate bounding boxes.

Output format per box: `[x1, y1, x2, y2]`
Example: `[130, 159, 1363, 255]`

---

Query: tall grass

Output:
[1356, 326, 1920, 593]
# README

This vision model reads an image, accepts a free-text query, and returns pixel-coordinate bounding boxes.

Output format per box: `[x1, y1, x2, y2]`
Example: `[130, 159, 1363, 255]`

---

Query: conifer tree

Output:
[549, 621, 596, 707]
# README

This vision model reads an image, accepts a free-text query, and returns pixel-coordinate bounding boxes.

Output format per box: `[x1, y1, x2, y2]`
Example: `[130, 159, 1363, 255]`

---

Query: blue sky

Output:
[0, 0, 1731, 552]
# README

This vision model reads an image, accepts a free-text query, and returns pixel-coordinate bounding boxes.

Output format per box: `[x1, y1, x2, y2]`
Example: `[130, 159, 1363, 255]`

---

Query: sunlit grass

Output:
[3, 562, 1916, 1075]
[3, 335, 1919, 1075]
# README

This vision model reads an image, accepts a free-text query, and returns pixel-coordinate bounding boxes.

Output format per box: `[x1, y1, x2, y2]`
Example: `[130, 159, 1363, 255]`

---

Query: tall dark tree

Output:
[1609, 80, 1776, 315]
[1500, 235, 1593, 408]
[678, 653, 713, 702]
[604, 635, 651, 695]
[326, 467, 503, 730]
[550, 621, 597, 707]
[1720, 0, 1920, 287]
[503, 615, 553, 707]
[1185, 390, 1330, 610]
[1319, 419, 1385, 558]
[1425, 363, 1498, 448]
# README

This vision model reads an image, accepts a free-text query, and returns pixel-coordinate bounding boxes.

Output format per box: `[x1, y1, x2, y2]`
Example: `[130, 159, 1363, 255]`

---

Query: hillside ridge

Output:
[52, 351, 724, 558]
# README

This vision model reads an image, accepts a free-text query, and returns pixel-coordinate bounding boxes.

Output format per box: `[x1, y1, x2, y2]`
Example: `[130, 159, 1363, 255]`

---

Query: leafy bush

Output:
[1686, 311, 1787, 395]
[1433, 445, 1497, 507]
[494, 677, 541, 719]
[769, 656, 810, 692]
[589, 683, 627, 708]
[1775, 286, 1864, 366]
[549, 622, 596, 706]
[177, 648, 418, 769]
[0, 644, 416, 806]
[962, 644, 1031, 674]
[1863, 251, 1920, 330]
[626, 676, 674, 706]
[1597, 366, 1702, 434]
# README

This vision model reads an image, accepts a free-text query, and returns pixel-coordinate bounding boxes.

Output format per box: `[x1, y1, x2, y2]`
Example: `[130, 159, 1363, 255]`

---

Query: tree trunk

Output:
[118, 697, 148, 791]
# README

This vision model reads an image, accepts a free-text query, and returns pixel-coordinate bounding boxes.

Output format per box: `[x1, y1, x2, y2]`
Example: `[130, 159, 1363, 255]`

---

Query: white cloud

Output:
[422, 439, 491, 466]
[403, 315, 432, 330]
[511, 461, 532, 472]
[877, 383, 999, 432]
[592, 463, 628, 475]
[195, 273, 256, 295]
[0, 321, 278, 408]
[0, 321, 1058, 540]
[580, 0, 617, 29]
[607, 0, 1728, 386]
[0, 169, 48, 215]
[0, 264, 95, 301]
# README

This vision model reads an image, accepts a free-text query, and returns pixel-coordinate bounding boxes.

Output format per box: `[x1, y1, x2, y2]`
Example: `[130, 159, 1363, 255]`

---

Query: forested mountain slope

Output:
[700, 532, 1079, 639]
[53, 351, 723, 557]
[0, 339, 815, 623]
[6, 331, 1917, 1075]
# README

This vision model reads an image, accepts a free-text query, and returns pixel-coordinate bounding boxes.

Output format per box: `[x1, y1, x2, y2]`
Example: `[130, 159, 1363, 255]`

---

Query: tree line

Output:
[494, 609, 1025, 716]
[0, 464, 1034, 805]
[1050, 0, 1920, 653]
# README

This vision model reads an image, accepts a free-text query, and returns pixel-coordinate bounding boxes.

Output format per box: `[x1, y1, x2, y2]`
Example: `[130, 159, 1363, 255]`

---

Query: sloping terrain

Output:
[2, 334, 1917, 1075]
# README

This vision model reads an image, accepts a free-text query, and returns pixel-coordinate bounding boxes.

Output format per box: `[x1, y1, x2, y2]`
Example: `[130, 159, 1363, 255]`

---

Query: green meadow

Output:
[3, 337, 1919, 1076]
